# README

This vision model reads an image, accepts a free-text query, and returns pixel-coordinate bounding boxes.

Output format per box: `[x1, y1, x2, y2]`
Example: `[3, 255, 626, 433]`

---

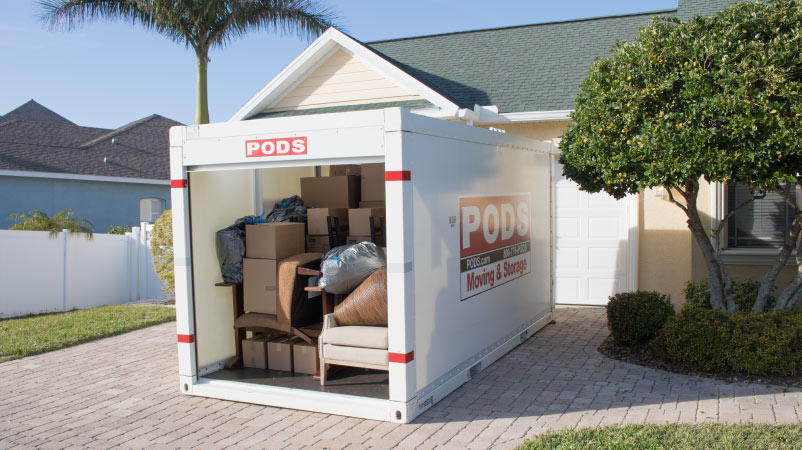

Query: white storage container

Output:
[169, 107, 554, 423]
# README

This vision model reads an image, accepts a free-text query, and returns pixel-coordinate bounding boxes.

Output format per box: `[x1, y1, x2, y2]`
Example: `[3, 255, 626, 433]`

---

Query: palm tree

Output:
[39, 0, 339, 124]
[9, 209, 94, 238]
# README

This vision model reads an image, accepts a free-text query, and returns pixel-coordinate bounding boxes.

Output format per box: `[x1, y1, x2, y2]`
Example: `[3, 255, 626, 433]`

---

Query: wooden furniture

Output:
[215, 254, 323, 369]
[318, 313, 389, 385]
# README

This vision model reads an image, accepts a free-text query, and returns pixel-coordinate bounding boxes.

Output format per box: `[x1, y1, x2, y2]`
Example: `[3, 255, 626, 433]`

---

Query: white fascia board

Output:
[478, 109, 574, 124]
[0, 169, 169, 185]
[229, 28, 460, 122]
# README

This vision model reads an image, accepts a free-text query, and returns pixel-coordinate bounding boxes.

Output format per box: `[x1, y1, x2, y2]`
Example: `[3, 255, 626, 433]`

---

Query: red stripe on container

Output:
[385, 171, 411, 181]
[389, 351, 414, 363]
[177, 334, 195, 343]
[171, 179, 188, 189]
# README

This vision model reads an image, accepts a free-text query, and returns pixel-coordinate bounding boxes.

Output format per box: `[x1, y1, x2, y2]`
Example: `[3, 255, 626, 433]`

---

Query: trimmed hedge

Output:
[654, 308, 802, 376]
[683, 279, 774, 312]
[607, 291, 675, 345]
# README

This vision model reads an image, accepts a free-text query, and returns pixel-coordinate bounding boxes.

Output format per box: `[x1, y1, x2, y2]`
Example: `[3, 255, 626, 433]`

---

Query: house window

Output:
[726, 183, 797, 249]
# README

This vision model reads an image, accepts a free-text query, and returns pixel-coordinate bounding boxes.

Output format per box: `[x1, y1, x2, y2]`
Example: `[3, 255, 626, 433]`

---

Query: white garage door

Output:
[554, 163, 634, 305]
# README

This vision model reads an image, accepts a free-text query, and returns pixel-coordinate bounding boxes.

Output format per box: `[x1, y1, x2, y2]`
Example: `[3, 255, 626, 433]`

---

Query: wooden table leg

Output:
[225, 284, 245, 369]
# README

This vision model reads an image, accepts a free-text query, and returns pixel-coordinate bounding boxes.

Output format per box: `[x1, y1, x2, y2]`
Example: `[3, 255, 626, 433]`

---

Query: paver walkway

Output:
[1, 307, 800, 449]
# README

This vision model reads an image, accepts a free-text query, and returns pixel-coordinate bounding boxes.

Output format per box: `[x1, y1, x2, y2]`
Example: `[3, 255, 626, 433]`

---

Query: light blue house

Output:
[0, 100, 180, 231]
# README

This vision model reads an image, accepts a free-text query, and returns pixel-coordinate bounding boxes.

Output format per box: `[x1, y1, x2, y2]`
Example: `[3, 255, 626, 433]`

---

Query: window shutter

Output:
[727, 184, 796, 248]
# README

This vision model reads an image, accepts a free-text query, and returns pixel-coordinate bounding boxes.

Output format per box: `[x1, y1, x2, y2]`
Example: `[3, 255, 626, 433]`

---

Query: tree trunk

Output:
[680, 180, 728, 310]
[776, 263, 802, 310]
[195, 53, 210, 125]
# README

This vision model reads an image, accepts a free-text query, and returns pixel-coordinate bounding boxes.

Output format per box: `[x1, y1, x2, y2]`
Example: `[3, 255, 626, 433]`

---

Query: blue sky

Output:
[1, 1, 676, 128]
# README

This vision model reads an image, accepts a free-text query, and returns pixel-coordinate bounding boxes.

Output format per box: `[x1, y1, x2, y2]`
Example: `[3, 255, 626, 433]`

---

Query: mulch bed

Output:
[597, 335, 802, 389]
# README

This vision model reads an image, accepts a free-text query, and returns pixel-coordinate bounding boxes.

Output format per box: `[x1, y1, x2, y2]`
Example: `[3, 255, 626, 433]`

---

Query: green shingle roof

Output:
[364, 0, 746, 114]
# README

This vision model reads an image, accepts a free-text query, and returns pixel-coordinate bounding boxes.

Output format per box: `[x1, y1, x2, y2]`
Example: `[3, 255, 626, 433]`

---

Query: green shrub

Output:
[606, 291, 675, 345]
[655, 308, 802, 375]
[654, 308, 731, 372]
[729, 312, 802, 376]
[683, 279, 774, 312]
[150, 210, 174, 294]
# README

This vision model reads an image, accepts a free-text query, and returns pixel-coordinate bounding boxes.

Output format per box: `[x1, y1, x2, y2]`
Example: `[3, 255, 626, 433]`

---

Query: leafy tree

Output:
[107, 225, 132, 235]
[39, 0, 340, 124]
[150, 209, 174, 294]
[559, 0, 802, 312]
[9, 209, 94, 238]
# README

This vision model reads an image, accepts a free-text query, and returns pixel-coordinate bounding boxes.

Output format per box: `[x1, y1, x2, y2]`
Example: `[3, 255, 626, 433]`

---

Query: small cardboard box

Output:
[329, 164, 361, 176]
[361, 163, 385, 202]
[268, 336, 300, 372]
[243, 258, 280, 314]
[242, 335, 272, 369]
[293, 341, 320, 375]
[245, 223, 305, 259]
[346, 234, 381, 245]
[359, 200, 386, 208]
[348, 207, 386, 236]
[301, 176, 360, 209]
[306, 235, 331, 254]
[307, 208, 349, 235]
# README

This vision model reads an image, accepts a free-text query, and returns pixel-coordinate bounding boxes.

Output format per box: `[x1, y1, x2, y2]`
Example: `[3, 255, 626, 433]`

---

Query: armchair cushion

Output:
[322, 344, 389, 366]
[320, 326, 388, 349]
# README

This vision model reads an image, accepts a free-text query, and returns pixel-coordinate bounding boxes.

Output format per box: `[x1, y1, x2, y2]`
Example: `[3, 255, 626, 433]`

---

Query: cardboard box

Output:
[301, 176, 360, 208]
[329, 164, 361, 176]
[292, 341, 320, 375]
[246, 223, 305, 259]
[346, 235, 381, 245]
[348, 208, 386, 236]
[242, 335, 272, 369]
[306, 235, 332, 254]
[268, 336, 300, 372]
[359, 201, 386, 208]
[307, 208, 348, 235]
[361, 163, 385, 202]
[243, 258, 279, 314]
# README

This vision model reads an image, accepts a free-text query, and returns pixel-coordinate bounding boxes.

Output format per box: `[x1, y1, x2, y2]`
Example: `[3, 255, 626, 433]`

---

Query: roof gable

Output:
[230, 28, 460, 121]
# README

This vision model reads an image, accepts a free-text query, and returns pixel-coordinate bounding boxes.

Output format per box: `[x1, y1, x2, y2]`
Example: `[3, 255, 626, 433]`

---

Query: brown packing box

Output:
[268, 336, 300, 372]
[306, 208, 348, 235]
[300, 176, 360, 209]
[348, 208, 386, 236]
[306, 235, 331, 254]
[361, 163, 385, 202]
[242, 334, 272, 369]
[245, 223, 305, 259]
[292, 341, 320, 375]
[329, 164, 361, 176]
[346, 234, 381, 245]
[359, 201, 386, 208]
[243, 258, 280, 314]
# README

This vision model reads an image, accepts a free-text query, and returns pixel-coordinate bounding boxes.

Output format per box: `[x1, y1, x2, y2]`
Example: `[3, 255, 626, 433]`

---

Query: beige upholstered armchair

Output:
[318, 313, 389, 385]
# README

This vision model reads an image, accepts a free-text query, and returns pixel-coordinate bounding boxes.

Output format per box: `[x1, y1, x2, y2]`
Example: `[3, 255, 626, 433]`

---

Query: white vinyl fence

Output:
[0, 223, 166, 318]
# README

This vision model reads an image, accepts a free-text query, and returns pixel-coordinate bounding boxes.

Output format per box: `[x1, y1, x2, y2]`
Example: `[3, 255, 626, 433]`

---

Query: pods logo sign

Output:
[459, 194, 531, 301]
[245, 137, 307, 158]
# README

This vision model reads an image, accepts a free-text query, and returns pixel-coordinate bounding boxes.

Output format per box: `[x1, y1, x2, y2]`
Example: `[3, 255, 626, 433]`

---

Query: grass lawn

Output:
[0, 305, 175, 363]
[519, 424, 802, 449]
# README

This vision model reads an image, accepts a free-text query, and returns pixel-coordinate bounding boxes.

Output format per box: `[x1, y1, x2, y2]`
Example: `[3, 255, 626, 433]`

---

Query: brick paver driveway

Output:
[2, 307, 801, 449]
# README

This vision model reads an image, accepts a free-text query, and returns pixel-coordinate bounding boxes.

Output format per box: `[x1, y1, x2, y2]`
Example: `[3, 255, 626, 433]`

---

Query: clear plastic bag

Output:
[318, 242, 386, 294]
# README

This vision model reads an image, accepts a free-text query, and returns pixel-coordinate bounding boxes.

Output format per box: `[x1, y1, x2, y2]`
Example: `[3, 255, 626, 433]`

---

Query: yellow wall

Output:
[189, 170, 255, 368]
[260, 166, 314, 211]
[266, 49, 423, 112]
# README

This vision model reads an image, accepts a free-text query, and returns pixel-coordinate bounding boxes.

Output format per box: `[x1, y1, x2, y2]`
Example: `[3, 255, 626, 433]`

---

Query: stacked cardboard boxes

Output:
[243, 223, 305, 315]
[242, 334, 320, 373]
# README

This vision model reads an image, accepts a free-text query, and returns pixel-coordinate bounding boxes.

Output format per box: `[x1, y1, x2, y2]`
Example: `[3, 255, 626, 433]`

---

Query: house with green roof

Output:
[228, 0, 796, 306]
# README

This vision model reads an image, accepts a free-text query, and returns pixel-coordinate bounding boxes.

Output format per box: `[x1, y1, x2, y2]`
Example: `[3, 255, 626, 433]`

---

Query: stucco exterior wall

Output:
[0, 175, 170, 232]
